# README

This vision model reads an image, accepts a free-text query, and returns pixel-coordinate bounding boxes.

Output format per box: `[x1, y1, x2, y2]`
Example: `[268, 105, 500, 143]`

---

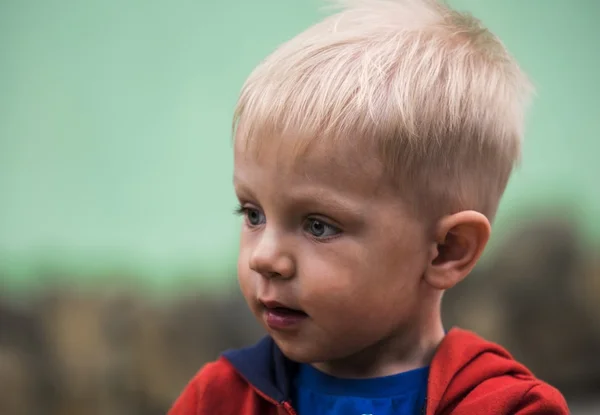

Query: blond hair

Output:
[233, 0, 533, 222]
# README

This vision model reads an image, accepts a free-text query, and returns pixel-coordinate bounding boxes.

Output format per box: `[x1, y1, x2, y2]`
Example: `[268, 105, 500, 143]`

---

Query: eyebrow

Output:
[290, 190, 364, 218]
[232, 176, 255, 199]
[233, 175, 254, 192]
[233, 175, 364, 218]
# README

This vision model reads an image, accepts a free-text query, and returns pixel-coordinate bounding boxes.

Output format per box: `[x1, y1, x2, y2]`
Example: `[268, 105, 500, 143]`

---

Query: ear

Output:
[424, 211, 491, 290]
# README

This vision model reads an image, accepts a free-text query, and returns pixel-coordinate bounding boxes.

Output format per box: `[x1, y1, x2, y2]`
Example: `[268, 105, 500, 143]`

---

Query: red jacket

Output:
[169, 328, 569, 415]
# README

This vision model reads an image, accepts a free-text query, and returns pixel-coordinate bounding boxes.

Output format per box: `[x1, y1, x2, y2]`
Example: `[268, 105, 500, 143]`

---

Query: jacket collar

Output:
[222, 336, 298, 403]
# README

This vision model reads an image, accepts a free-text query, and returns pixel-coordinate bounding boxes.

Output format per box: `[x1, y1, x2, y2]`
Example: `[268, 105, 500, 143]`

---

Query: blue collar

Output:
[222, 336, 298, 403]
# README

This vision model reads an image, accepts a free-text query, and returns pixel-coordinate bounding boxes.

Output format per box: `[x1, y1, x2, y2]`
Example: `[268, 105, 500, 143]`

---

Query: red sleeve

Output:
[514, 383, 570, 415]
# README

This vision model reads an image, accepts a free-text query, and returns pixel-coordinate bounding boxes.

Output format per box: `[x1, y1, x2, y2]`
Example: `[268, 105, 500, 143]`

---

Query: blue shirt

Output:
[293, 363, 429, 415]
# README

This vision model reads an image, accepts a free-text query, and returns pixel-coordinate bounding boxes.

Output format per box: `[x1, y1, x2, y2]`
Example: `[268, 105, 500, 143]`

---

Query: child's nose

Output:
[248, 229, 295, 280]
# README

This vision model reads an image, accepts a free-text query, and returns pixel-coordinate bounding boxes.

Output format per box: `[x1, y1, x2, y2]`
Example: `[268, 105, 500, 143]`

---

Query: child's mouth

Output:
[270, 306, 307, 316]
[260, 301, 308, 329]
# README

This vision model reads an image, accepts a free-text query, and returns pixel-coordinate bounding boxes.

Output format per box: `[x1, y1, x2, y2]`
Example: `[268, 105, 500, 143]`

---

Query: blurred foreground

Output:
[1, 216, 599, 415]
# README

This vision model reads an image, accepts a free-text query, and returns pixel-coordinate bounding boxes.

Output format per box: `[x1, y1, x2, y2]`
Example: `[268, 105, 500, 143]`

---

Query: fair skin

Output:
[234, 135, 491, 379]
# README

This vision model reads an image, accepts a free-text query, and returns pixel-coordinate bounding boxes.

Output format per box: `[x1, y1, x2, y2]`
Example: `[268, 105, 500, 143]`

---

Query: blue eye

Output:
[245, 208, 265, 226]
[235, 205, 266, 227]
[304, 218, 340, 239]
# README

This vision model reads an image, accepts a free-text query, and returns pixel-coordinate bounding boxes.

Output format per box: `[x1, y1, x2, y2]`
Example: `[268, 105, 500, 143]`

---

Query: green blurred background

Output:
[1, 0, 599, 414]
[1, 0, 599, 292]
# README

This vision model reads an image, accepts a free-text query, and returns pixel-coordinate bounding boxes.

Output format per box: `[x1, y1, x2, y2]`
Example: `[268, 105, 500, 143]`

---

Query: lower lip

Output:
[264, 308, 308, 330]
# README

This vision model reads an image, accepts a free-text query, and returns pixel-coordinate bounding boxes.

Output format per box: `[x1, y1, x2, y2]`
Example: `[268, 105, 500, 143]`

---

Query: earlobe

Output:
[424, 211, 491, 290]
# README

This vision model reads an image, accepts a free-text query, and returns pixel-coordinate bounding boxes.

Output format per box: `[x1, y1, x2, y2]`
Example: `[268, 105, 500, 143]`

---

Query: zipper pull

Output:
[282, 401, 297, 415]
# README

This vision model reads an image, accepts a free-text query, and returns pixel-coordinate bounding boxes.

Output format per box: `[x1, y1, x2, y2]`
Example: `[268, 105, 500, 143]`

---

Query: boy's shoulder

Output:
[168, 328, 569, 415]
[166, 357, 240, 415]
[168, 356, 282, 415]
[428, 328, 569, 414]
[167, 336, 288, 415]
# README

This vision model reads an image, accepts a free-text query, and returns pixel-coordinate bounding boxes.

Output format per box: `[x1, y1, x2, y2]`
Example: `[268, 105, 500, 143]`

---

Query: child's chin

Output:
[272, 336, 327, 364]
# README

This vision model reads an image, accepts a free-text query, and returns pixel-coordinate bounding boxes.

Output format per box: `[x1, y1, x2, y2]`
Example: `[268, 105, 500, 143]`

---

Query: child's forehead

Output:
[235, 128, 383, 172]
[234, 130, 390, 194]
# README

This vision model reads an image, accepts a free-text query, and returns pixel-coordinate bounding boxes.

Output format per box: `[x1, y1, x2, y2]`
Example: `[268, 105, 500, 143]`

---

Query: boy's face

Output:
[234, 137, 434, 371]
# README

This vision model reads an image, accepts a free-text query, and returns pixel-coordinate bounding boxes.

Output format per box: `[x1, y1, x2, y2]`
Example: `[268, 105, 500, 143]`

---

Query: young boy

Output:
[170, 0, 569, 413]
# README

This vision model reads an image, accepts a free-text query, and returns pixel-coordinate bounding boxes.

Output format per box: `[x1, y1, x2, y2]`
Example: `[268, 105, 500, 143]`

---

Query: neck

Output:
[312, 293, 444, 379]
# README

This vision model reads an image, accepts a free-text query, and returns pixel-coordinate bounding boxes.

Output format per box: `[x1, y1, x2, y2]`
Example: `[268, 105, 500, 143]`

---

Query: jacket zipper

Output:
[282, 401, 297, 415]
